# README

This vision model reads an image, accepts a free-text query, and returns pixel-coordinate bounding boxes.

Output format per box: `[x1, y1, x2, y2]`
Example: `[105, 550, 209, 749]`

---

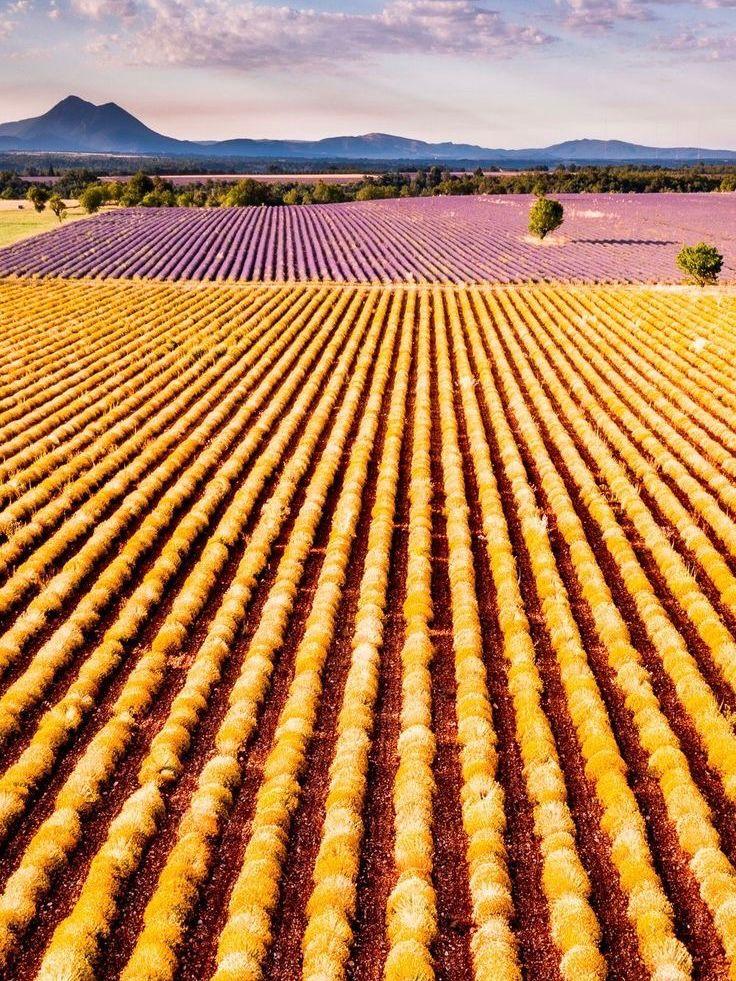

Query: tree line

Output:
[2, 164, 736, 212]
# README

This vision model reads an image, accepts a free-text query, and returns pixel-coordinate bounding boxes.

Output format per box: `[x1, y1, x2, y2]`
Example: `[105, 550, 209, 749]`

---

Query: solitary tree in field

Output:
[48, 195, 67, 223]
[26, 186, 49, 213]
[79, 185, 107, 214]
[676, 242, 723, 286]
[529, 193, 564, 240]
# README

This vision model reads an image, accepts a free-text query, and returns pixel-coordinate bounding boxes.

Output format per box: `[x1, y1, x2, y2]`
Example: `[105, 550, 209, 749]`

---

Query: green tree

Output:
[54, 169, 98, 198]
[720, 174, 736, 192]
[355, 183, 393, 201]
[176, 190, 197, 207]
[528, 194, 564, 240]
[140, 189, 176, 207]
[26, 186, 49, 213]
[121, 172, 155, 206]
[48, 194, 67, 223]
[311, 181, 345, 203]
[676, 242, 723, 286]
[102, 181, 124, 203]
[79, 184, 107, 214]
[428, 165, 442, 188]
[283, 188, 302, 205]
[224, 179, 270, 207]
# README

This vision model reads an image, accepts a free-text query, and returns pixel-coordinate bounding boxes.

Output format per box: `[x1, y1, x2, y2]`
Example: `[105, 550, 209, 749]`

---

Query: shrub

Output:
[122, 171, 155, 205]
[676, 242, 723, 286]
[26, 186, 49, 213]
[79, 185, 107, 214]
[355, 184, 394, 201]
[223, 179, 270, 207]
[47, 195, 67, 223]
[140, 189, 176, 207]
[529, 194, 564, 240]
[311, 181, 346, 204]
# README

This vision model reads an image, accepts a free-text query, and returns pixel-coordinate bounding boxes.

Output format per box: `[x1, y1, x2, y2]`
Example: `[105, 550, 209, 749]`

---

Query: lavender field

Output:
[0, 192, 734, 283]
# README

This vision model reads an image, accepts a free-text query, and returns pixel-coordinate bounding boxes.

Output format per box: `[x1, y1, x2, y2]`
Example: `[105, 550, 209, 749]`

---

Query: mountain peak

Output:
[0, 95, 182, 153]
[52, 95, 96, 110]
[98, 100, 128, 113]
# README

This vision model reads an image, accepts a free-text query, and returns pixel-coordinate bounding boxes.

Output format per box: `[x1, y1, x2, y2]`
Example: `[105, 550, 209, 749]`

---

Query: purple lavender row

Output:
[0, 193, 734, 283]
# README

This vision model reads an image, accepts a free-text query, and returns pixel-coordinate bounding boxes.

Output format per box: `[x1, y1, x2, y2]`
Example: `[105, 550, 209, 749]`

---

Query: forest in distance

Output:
[2, 163, 736, 210]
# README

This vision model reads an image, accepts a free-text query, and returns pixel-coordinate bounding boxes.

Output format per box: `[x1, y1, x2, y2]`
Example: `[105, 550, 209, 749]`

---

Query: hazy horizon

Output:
[1, 0, 734, 149]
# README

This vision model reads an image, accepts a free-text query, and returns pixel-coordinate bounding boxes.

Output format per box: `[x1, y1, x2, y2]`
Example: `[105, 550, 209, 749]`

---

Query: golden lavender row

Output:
[465, 289, 693, 976]
[0, 284, 286, 494]
[0, 288, 354, 744]
[1, 279, 736, 980]
[383, 290, 436, 980]
[34, 286, 394, 981]
[446, 289, 610, 979]
[0, 284, 375, 967]
[510, 290, 736, 698]
[0, 284, 279, 496]
[0, 284, 221, 451]
[0, 280, 147, 385]
[480, 287, 736, 968]
[209, 289, 403, 981]
[532, 289, 736, 539]
[301, 291, 414, 980]
[0, 287, 302, 552]
[0, 286, 360, 847]
[432, 288, 519, 979]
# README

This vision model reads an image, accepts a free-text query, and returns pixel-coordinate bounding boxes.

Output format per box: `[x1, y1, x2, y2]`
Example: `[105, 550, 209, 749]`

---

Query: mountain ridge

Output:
[1, 96, 734, 162]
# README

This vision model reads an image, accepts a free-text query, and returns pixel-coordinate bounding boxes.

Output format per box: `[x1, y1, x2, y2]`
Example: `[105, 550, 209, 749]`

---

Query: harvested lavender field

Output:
[0, 193, 734, 283]
[4, 278, 736, 980]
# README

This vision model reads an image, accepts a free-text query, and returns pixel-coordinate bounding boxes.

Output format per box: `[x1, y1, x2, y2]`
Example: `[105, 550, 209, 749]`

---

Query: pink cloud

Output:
[68, 0, 555, 69]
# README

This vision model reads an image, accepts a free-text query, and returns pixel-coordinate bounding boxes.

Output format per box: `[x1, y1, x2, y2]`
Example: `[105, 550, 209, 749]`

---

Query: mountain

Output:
[1, 96, 734, 163]
[527, 139, 736, 163]
[0, 95, 186, 153]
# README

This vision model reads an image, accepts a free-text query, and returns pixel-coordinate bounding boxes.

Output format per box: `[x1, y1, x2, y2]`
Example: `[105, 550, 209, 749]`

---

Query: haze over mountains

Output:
[1, 96, 734, 164]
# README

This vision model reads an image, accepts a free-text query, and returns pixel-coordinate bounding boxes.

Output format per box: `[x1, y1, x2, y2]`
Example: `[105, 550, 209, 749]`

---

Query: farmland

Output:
[0, 193, 734, 283]
[0, 200, 91, 249]
[0, 270, 734, 981]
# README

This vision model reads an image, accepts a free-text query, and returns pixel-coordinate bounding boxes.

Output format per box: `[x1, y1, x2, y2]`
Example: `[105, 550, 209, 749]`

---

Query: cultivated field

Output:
[0, 275, 735, 980]
[0, 193, 734, 282]
[0, 200, 90, 249]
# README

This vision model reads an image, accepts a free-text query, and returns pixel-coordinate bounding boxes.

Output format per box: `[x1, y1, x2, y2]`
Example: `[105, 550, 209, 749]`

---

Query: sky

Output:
[0, 0, 734, 147]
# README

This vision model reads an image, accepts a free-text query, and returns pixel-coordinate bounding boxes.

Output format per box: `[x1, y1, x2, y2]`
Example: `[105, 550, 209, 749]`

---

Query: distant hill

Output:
[0, 96, 187, 154]
[533, 139, 736, 163]
[1, 96, 734, 163]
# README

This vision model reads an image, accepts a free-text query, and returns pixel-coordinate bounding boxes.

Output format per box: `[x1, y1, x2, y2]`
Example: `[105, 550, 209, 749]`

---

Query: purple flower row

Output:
[1, 193, 734, 283]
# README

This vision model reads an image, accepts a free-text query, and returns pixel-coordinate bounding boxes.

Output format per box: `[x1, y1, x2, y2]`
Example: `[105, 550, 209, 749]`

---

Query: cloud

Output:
[557, 0, 735, 31]
[556, 0, 654, 29]
[68, 0, 554, 70]
[72, 0, 136, 15]
[0, 0, 32, 37]
[657, 27, 736, 57]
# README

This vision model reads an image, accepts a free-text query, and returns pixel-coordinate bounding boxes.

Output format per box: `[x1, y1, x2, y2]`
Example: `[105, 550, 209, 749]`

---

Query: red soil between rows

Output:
[2, 283, 736, 979]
